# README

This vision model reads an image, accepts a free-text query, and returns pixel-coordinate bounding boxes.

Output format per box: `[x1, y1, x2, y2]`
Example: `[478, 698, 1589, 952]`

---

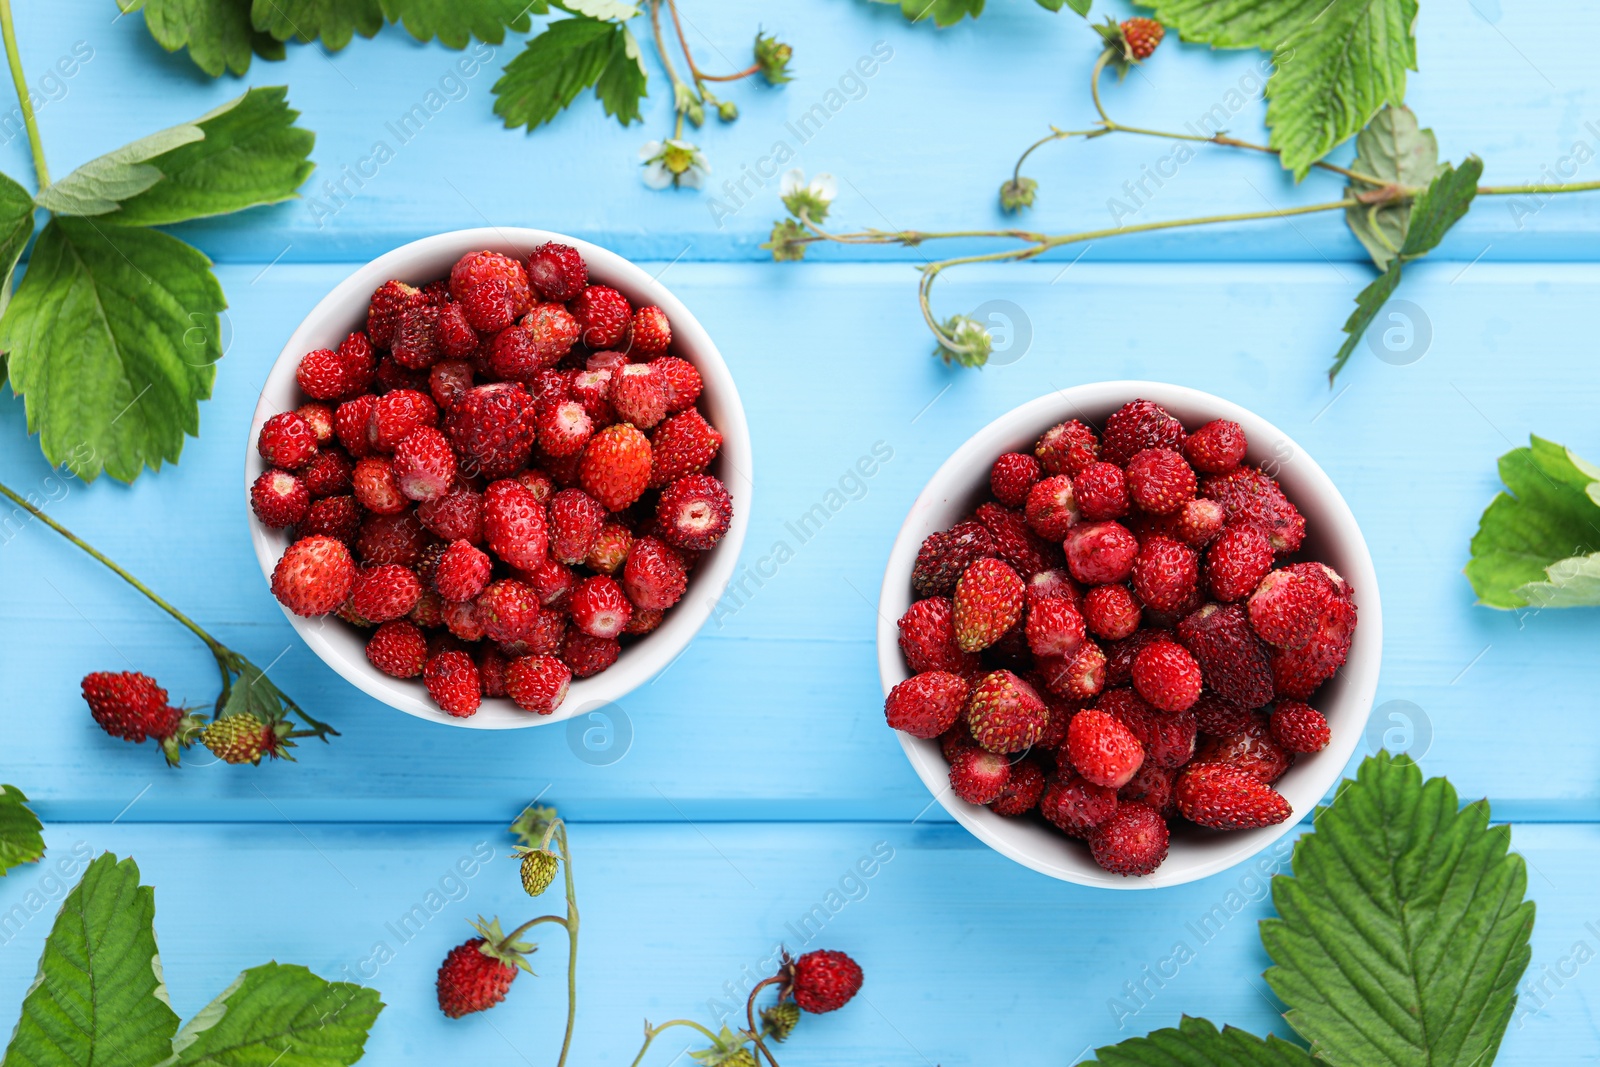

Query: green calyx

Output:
[761, 1001, 800, 1041]
[159, 712, 210, 768]
[999, 176, 1037, 213]
[935, 315, 993, 368]
[763, 219, 809, 262]
[755, 32, 793, 85]
[470, 915, 537, 974]
[510, 804, 559, 847]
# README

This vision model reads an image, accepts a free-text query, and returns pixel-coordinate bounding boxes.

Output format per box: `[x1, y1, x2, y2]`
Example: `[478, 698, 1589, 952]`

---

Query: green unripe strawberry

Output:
[517, 847, 559, 897]
[200, 714, 292, 765]
[761, 1002, 800, 1041]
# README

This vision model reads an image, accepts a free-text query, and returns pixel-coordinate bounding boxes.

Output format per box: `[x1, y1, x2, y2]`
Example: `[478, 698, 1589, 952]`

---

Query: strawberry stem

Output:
[745, 975, 784, 1067]
[0, 0, 48, 188]
[628, 1018, 724, 1067]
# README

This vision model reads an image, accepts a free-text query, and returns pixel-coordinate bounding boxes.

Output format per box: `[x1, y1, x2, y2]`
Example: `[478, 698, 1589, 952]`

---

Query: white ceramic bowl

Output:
[247, 228, 751, 729]
[877, 382, 1381, 888]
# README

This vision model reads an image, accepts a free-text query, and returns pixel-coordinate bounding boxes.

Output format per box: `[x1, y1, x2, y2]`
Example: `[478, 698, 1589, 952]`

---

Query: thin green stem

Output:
[649, 0, 693, 141]
[1477, 180, 1600, 196]
[555, 822, 579, 1067]
[1088, 48, 1113, 124]
[0, 0, 46, 188]
[628, 1019, 723, 1067]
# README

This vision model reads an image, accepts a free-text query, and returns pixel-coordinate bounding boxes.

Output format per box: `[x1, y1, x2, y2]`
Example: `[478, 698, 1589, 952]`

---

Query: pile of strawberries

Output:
[251, 245, 732, 720]
[886, 399, 1356, 877]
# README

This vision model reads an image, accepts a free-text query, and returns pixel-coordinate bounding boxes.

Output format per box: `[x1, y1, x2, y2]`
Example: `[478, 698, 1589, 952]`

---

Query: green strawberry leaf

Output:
[1330, 154, 1481, 381]
[493, 15, 644, 132]
[117, 0, 284, 77]
[1135, 0, 1418, 178]
[1263, 753, 1534, 1067]
[248, 0, 385, 50]
[1345, 105, 1444, 270]
[556, 0, 638, 18]
[1466, 436, 1600, 609]
[0, 170, 36, 320]
[0, 218, 225, 482]
[94, 87, 315, 226]
[379, 0, 541, 48]
[2, 852, 181, 1066]
[33, 123, 206, 217]
[1086, 1016, 1315, 1065]
[867, 0, 987, 28]
[160, 963, 383, 1066]
[0, 785, 45, 875]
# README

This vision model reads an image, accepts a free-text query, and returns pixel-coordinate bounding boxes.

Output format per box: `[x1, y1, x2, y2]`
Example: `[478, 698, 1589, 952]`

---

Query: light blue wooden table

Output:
[3, 1, 1598, 1062]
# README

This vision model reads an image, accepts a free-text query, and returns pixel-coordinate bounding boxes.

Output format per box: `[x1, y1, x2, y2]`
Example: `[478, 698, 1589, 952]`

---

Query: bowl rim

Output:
[876, 381, 1382, 889]
[245, 226, 752, 730]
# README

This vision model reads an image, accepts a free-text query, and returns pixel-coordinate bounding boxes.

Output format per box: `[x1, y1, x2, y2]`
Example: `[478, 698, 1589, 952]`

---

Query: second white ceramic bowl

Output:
[877, 382, 1381, 888]
[247, 228, 751, 729]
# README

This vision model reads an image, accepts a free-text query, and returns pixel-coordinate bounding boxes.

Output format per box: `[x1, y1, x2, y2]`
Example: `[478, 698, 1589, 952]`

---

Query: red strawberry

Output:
[621, 536, 687, 610]
[989, 452, 1041, 507]
[483, 479, 549, 571]
[257, 412, 317, 470]
[1082, 583, 1141, 641]
[1102, 399, 1183, 466]
[1023, 475, 1080, 540]
[425, 650, 481, 718]
[1090, 803, 1169, 876]
[1119, 17, 1164, 60]
[1125, 448, 1196, 515]
[335, 395, 378, 458]
[569, 575, 633, 638]
[251, 469, 310, 528]
[429, 359, 475, 409]
[1025, 595, 1086, 658]
[948, 746, 1011, 804]
[295, 403, 335, 445]
[300, 495, 361, 543]
[1118, 762, 1175, 814]
[989, 758, 1047, 816]
[561, 631, 619, 677]
[527, 242, 588, 302]
[650, 356, 702, 413]
[628, 306, 672, 358]
[1130, 536, 1199, 615]
[1174, 763, 1291, 830]
[338, 331, 377, 393]
[1270, 594, 1356, 699]
[570, 369, 614, 423]
[973, 502, 1054, 578]
[366, 620, 428, 678]
[442, 598, 487, 642]
[1184, 419, 1247, 474]
[504, 654, 572, 714]
[965, 670, 1047, 753]
[897, 597, 978, 676]
[351, 457, 404, 515]
[570, 285, 631, 349]
[1104, 628, 1166, 688]
[534, 397, 594, 459]
[911, 521, 995, 599]
[436, 917, 532, 1018]
[1194, 717, 1291, 783]
[1176, 603, 1275, 709]
[1038, 641, 1106, 700]
[352, 564, 422, 623]
[625, 608, 664, 635]
[953, 558, 1025, 653]
[296, 348, 347, 399]
[1064, 521, 1138, 585]
[418, 487, 484, 544]
[369, 389, 438, 453]
[435, 540, 492, 602]
[367, 280, 426, 347]
[392, 305, 442, 369]
[392, 426, 456, 502]
[884, 670, 969, 739]
[435, 302, 478, 358]
[446, 383, 537, 480]
[478, 579, 541, 645]
[1040, 772, 1119, 838]
[1191, 690, 1254, 736]
[523, 302, 580, 364]
[611, 364, 668, 429]
[301, 448, 353, 498]
[784, 950, 863, 1014]
[1130, 639, 1202, 712]
[1035, 419, 1100, 477]
[271, 535, 356, 616]
[1202, 467, 1305, 553]
[81, 671, 181, 744]
[1270, 700, 1330, 753]
[1103, 688, 1196, 769]
[585, 521, 633, 574]
[450, 250, 533, 332]
[1174, 498, 1226, 547]
[1205, 522, 1273, 603]
[374, 354, 429, 393]
[655, 473, 732, 550]
[580, 424, 652, 512]
[1025, 567, 1081, 607]
[1066, 708, 1144, 788]
[648, 409, 721, 487]
[1248, 565, 1338, 648]
[546, 489, 607, 565]
[1073, 462, 1129, 521]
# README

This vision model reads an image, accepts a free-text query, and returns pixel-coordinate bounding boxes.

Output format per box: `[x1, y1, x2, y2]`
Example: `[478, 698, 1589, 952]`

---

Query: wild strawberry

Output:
[1248, 565, 1337, 648]
[569, 575, 633, 638]
[535, 397, 594, 459]
[338, 331, 377, 393]
[351, 457, 405, 514]
[483, 479, 549, 571]
[1035, 419, 1099, 477]
[418, 487, 483, 543]
[296, 347, 347, 399]
[1064, 521, 1138, 585]
[585, 521, 633, 573]
[352, 564, 422, 623]
[1195, 716, 1291, 782]
[429, 360, 475, 410]
[609, 365, 666, 430]
[579, 424, 652, 512]
[1067, 707, 1144, 788]
[1174, 497, 1226, 547]
[1101, 399, 1183, 466]
[436, 917, 533, 1018]
[948, 747, 1011, 804]
[257, 411, 317, 470]
[965, 670, 1047, 753]
[524, 559, 578, 609]
[628, 305, 671, 358]
[587, 349, 628, 373]
[569, 369, 614, 423]
[1099, 688, 1196, 769]
[651, 356, 702, 413]
[1104, 628, 1165, 688]
[1184, 419, 1246, 474]
[897, 597, 978, 676]
[1131, 639, 1202, 712]
[369, 389, 438, 453]
[1023, 475, 1080, 540]
[622, 537, 687, 610]
[485, 323, 543, 380]
[1202, 467, 1305, 553]
[1118, 762, 1174, 814]
[1205, 522, 1273, 602]
[911, 521, 995, 599]
[442, 598, 486, 642]
[524, 302, 580, 363]
[81, 671, 181, 744]
[1025, 595, 1085, 658]
[1040, 772, 1119, 838]
[434, 540, 492, 602]
[392, 305, 442, 369]
[450, 250, 533, 332]
[1091, 803, 1168, 876]
[335, 395, 378, 458]
[1270, 595, 1357, 699]
[625, 607, 664, 635]
[990, 759, 1047, 816]
[301, 495, 361, 543]
[1125, 448, 1196, 515]
[502, 653, 571, 714]
[271, 535, 356, 616]
[1119, 17, 1164, 60]
[990, 452, 1041, 507]
[201, 714, 291, 765]
[952, 558, 1025, 653]
[655, 473, 731, 550]
[1026, 567, 1081, 607]
[250, 469, 310, 528]
[570, 285, 631, 349]
[374, 355, 428, 393]
[1038, 641, 1106, 700]
[1175, 763, 1291, 830]
[1082, 584, 1141, 641]
[357, 511, 427, 567]
[301, 448, 353, 498]
[390, 426, 456, 503]
[783, 950, 863, 1014]
[884, 671, 968, 739]
[478, 579, 541, 645]
[648, 409, 721, 488]
[425, 650, 481, 718]
[1191, 690, 1253, 735]
[518, 607, 568, 656]
[477, 648, 510, 697]
[542, 488, 603, 565]
[1073, 462, 1129, 521]
[562, 631, 619, 677]
[1130, 536, 1198, 615]
[973, 502, 1053, 578]
[527, 242, 588, 301]
[1264, 702, 1330, 758]
[1176, 603, 1275, 709]
[517, 848, 559, 897]
[367, 280, 426, 347]
[446, 383, 537, 480]
[434, 302, 478, 359]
